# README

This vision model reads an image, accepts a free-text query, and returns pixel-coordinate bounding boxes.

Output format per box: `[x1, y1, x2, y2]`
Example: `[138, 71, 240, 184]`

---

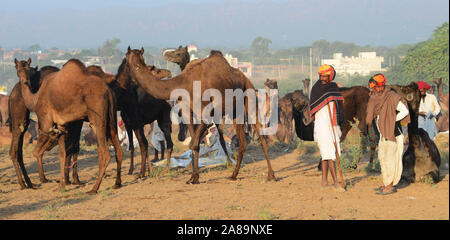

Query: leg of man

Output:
[321, 160, 329, 186]
[378, 137, 399, 193]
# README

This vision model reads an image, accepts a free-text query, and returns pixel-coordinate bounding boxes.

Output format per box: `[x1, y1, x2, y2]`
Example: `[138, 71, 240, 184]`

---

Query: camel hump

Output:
[209, 50, 223, 57]
[61, 59, 87, 74]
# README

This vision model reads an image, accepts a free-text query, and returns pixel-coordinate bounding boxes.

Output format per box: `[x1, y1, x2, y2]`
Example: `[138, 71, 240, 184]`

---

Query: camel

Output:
[434, 78, 449, 132]
[8, 64, 64, 189]
[163, 46, 233, 167]
[388, 83, 441, 184]
[127, 47, 275, 184]
[111, 59, 176, 174]
[0, 95, 9, 126]
[15, 58, 123, 194]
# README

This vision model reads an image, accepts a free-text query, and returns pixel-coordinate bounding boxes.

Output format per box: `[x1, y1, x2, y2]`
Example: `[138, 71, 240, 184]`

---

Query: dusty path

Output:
[0, 134, 448, 220]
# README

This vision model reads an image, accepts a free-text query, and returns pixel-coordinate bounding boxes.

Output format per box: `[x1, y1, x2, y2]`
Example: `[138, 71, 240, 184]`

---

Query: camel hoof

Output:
[267, 173, 277, 181]
[86, 190, 97, 195]
[112, 183, 122, 189]
[73, 180, 83, 185]
[186, 178, 200, 184]
[40, 178, 51, 183]
[227, 176, 237, 181]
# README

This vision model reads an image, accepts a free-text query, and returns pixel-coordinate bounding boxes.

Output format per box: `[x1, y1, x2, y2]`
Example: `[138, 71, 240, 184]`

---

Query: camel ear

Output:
[140, 47, 144, 55]
[27, 58, 31, 65]
[14, 58, 19, 66]
[127, 46, 131, 53]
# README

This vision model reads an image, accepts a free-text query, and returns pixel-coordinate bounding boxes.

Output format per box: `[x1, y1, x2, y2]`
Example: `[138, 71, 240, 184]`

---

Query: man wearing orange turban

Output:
[366, 74, 410, 195]
[417, 80, 441, 140]
[310, 64, 345, 192]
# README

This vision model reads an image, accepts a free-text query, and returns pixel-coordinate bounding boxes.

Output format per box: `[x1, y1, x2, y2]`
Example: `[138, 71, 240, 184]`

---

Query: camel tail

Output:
[106, 89, 117, 139]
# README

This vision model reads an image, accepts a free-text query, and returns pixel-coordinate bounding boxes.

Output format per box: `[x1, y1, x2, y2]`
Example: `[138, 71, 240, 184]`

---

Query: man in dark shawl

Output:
[310, 64, 345, 192]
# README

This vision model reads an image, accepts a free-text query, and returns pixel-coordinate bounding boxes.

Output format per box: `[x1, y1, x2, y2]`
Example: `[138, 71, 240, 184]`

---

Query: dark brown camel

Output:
[111, 59, 175, 173]
[389, 83, 441, 184]
[434, 78, 449, 132]
[15, 58, 123, 194]
[127, 47, 275, 184]
[0, 95, 9, 126]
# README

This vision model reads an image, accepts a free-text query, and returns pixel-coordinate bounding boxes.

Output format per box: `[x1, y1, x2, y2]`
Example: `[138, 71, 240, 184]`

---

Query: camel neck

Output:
[20, 82, 38, 112]
[129, 62, 190, 100]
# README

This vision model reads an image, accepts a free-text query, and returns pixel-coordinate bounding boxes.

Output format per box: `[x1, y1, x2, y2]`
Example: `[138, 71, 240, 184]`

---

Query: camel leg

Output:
[126, 125, 135, 175]
[32, 133, 55, 183]
[86, 125, 111, 195]
[186, 123, 207, 184]
[229, 124, 247, 180]
[67, 121, 83, 185]
[109, 126, 123, 189]
[9, 123, 33, 189]
[133, 127, 149, 177]
[216, 124, 234, 167]
[253, 122, 276, 181]
[56, 130, 68, 191]
[159, 119, 173, 173]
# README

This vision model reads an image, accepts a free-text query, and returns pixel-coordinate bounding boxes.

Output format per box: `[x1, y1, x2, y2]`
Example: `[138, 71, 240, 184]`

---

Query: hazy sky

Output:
[0, 0, 448, 50]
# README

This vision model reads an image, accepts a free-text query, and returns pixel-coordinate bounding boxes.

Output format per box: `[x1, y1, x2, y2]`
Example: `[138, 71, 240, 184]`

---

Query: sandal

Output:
[376, 188, 397, 195]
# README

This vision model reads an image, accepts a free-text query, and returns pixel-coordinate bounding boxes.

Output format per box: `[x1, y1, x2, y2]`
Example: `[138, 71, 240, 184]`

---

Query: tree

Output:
[385, 22, 449, 85]
[250, 36, 272, 57]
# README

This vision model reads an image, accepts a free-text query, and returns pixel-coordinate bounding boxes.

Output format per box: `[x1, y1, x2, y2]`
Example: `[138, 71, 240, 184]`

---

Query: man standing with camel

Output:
[366, 74, 410, 195]
[310, 64, 346, 192]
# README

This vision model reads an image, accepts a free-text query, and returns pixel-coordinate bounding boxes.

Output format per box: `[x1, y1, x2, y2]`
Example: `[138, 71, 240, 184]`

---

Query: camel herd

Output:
[1, 45, 447, 194]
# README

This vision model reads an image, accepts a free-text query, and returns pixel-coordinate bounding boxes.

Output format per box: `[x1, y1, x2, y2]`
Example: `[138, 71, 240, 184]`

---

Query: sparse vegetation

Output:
[258, 206, 281, 220]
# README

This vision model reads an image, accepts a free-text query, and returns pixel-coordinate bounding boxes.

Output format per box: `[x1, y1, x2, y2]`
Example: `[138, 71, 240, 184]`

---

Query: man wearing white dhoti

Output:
[366, 74, 410, 195]
[310, 64, 345, 191]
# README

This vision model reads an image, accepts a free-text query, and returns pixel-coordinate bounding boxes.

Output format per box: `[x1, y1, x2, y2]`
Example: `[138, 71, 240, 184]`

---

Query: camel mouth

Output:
[162, 49, 176, 60]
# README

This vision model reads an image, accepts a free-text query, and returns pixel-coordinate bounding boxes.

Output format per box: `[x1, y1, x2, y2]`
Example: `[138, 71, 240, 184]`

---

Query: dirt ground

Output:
[0, 130, 448, 220]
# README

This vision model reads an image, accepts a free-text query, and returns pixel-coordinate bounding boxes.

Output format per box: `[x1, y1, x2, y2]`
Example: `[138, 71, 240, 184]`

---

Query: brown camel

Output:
[15, 58, 123, 194]
[8, 64, 69, 189]
[389, 83, 441, 184]
[163, 46, 232, 167]
[434, 78, 449, 132]
[127, 47, 275, 184]
[0, 95, 9, 126]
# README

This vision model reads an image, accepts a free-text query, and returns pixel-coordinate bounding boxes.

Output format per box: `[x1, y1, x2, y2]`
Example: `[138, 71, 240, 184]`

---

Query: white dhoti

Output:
[151, 122, 167, 152]
[313, 102, 341, 161]
[378, 134, 404, 186]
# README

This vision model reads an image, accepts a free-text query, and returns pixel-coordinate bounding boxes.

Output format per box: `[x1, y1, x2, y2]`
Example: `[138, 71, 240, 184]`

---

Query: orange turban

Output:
[417, 81, 431, 90]
[318, 64, 336, 81]
[368, 73, 386, 89]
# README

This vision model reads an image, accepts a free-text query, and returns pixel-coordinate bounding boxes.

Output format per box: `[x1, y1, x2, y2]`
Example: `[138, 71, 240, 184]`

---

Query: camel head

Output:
[287, 90, 312, 125]
[163, 45, 190, 68]
[126, 46, 146, 69]
[389, 82, 421, 114]
[264, 79, 278, 90]
[148, 65, 172, 79]
[14, 58, 33, 87]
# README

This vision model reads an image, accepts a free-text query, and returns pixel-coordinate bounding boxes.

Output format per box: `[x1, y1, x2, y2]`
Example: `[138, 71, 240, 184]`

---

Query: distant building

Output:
[321, 52, 385, 76]
[187, 45, 197, 53]
[224, 54, 252, 77]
